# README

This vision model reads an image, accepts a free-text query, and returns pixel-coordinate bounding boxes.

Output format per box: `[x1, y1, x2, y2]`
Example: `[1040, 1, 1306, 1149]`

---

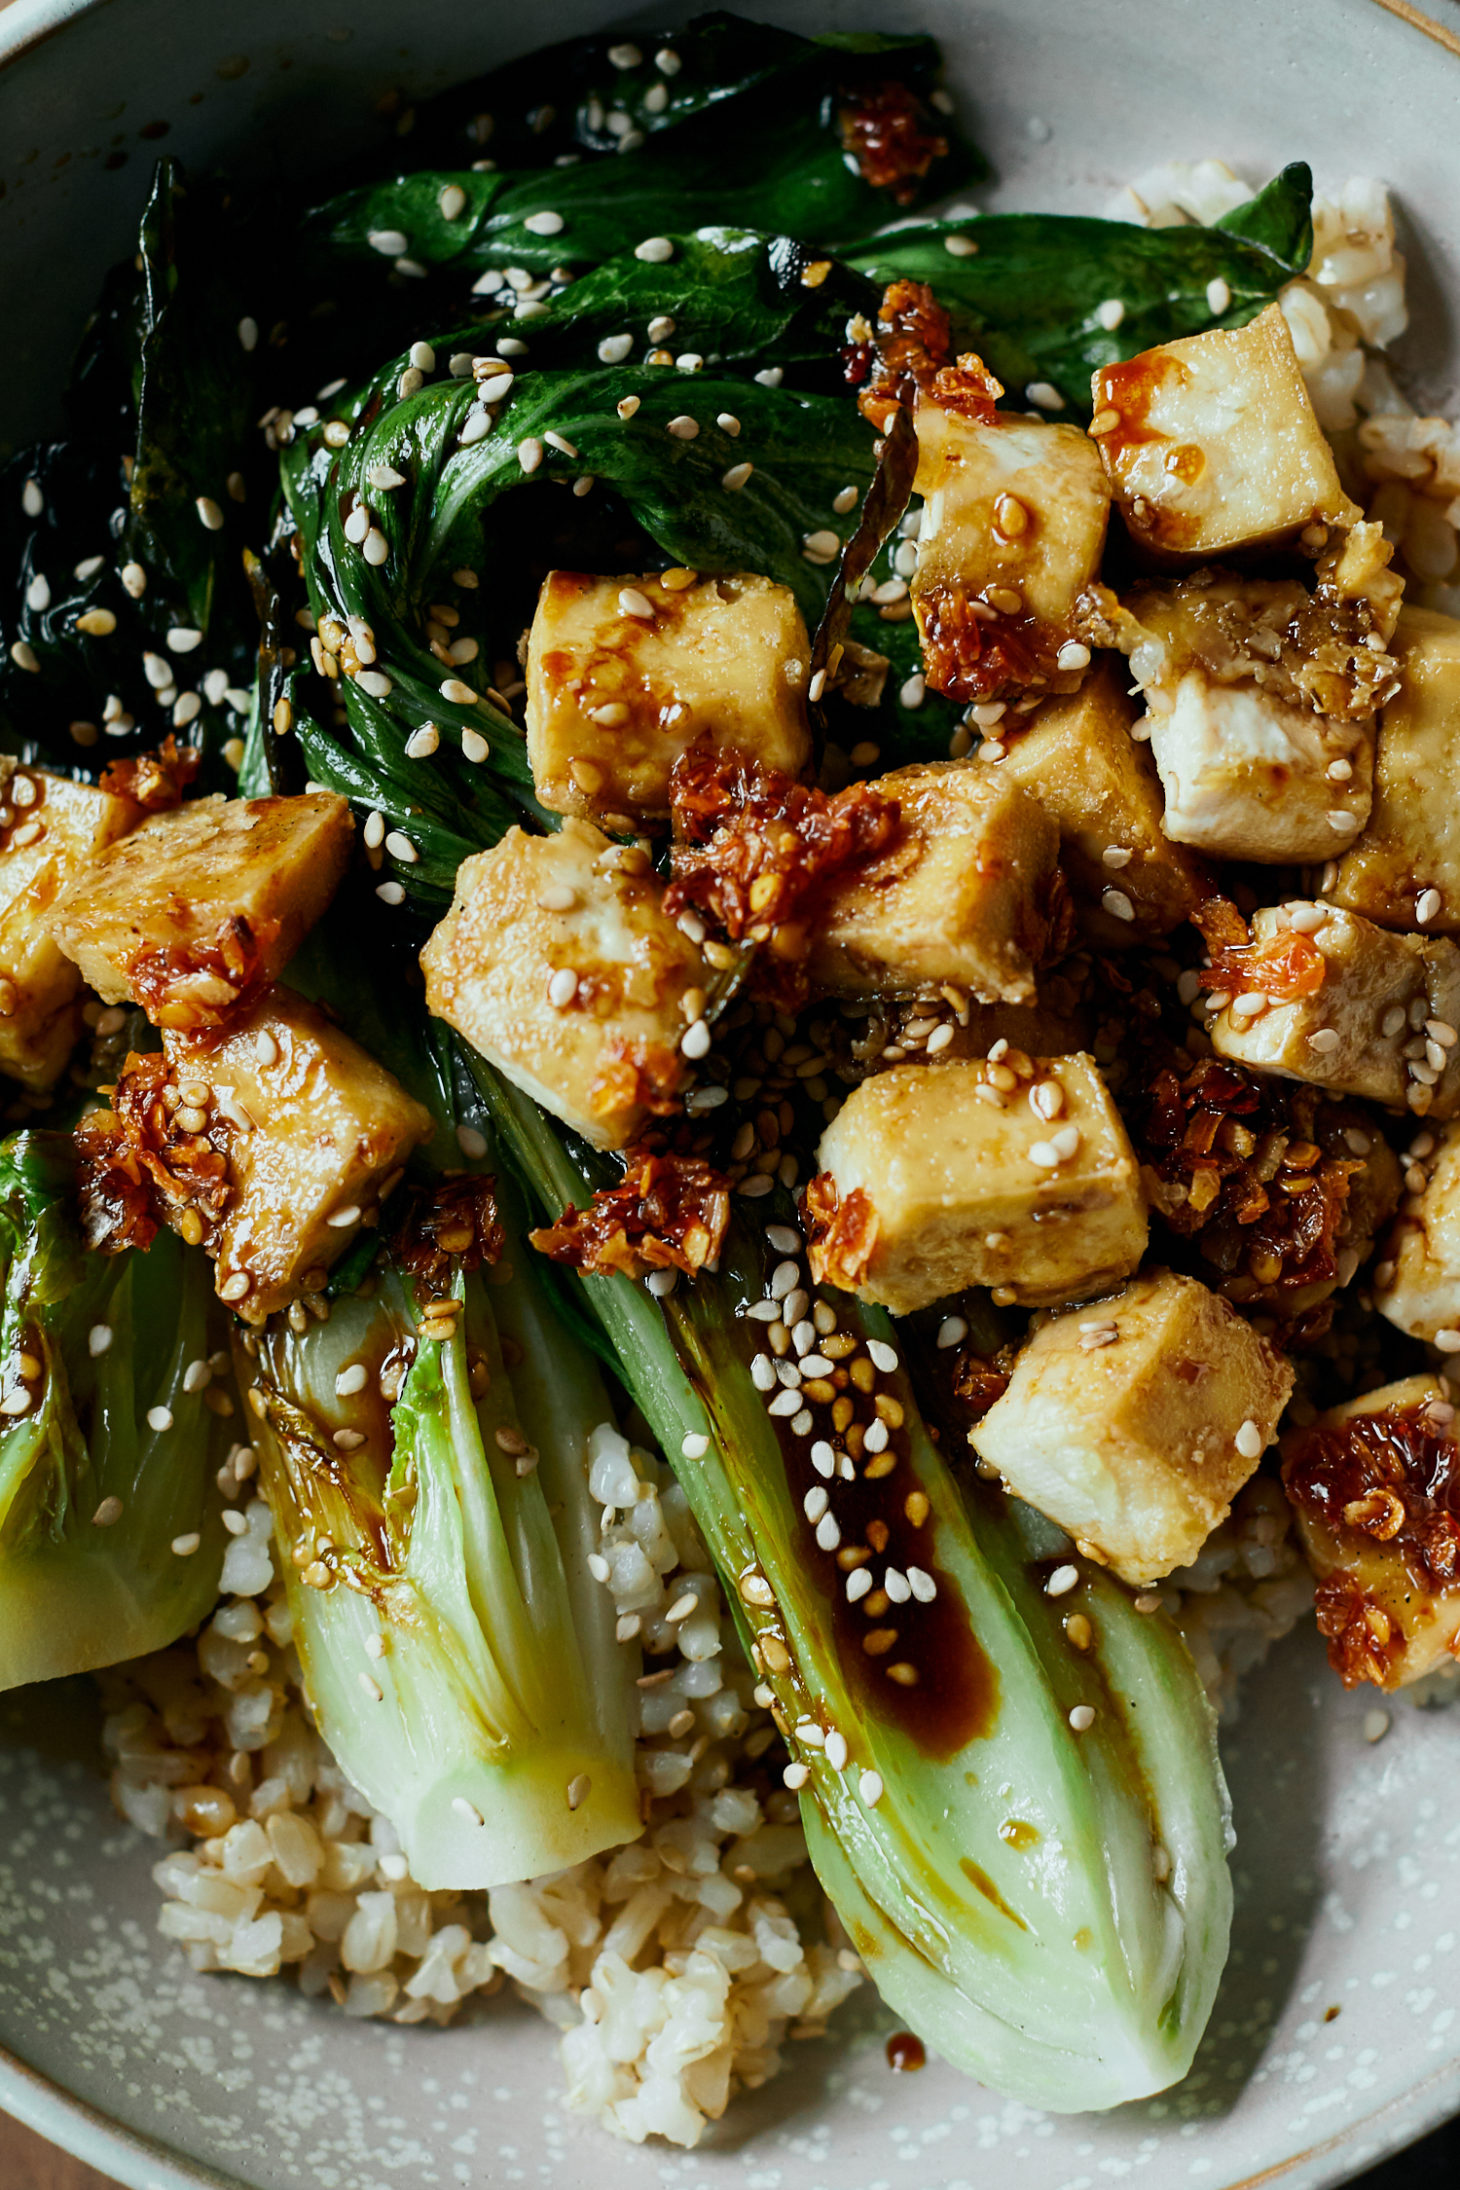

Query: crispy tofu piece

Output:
[1143, 669, 1373, 862]
[1090, 303, 1361, 557]
[911, 402, 1111, 703]
[806, 762, 1060, 1004]
[0, 761, 142, 1089]
[806, 1054, 1147, 1314]
[996, 657, 1206, 942]
[1281, 1375, 1460, 1688]
[49, 792, 353, 1032]
[525, 571, 812, 828]
[1208, 904, 1460, 1118]
[420, 820, 708, 1151]
[1374, 1118, 1460, 1342]
[1332, 607, 1460, 931]
[164, 988, 432, 1322]
[970, 1271, 1294, 1585]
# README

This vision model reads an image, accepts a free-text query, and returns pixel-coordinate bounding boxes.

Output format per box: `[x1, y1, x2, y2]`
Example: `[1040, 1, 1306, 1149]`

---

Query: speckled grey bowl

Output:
[3, 2, 1460, 2184]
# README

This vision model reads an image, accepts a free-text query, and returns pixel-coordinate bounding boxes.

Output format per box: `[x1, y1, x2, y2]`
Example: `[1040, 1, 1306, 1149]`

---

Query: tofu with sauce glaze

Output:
[525, 571, 812, 829]
[1208, 904, 1460, 1118]
[1332, 606, 1460, 931]
[420, 819, 709, 1150]
[163, 987, 433, 1322]
[970, 1270, 1295, 1586]
[806, 763, 1061, 1004]
[911, 401, 1110, 703]
[0, 761, 142, 1089]
[1281, 1374, 1460, 1689]
[49, 792, 353, 1032]
[1090, 304, 1361, 558]
[1374, 1119, 1460, 1342]
[995, 657, 1207, 942]
[805, 1054, 1147, 1313]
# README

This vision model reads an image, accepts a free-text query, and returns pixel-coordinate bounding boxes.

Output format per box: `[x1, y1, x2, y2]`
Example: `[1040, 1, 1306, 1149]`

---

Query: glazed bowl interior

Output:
[2, 2, 1460, 2187]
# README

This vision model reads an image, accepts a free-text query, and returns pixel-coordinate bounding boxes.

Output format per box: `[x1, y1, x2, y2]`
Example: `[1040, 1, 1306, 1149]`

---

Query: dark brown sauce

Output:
[885, 2031, 926, 2073]
[960, 1858, 1029, 1930]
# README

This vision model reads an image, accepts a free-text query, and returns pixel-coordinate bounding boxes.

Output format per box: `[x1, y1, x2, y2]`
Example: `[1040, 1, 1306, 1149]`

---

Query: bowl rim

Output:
[0, 0, 1456, 2185]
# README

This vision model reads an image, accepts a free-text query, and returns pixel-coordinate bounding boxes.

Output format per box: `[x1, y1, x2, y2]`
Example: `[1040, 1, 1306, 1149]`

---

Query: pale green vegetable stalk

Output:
[0, 1130, 231, 1690]
[475, 1064, 1234, 2112]
[239, 1196, 641, 1892]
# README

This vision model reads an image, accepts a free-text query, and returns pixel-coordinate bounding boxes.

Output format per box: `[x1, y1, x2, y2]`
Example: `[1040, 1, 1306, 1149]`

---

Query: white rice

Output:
[102, 1432, 860, 2149]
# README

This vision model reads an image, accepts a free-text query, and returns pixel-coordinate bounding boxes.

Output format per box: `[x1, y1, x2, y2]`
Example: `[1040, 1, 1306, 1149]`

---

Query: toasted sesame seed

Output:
[440, 677, 479, 705]
[667, 414, 699, 439]
[1382, 1004, 1408, 1038]
[1068, 1703, 1096, 1732]
[802, 528, 840, 563]
[171, 1531, 201, 1557]
[721, 461, 754, 491]
[91, 1496, 124, 1528]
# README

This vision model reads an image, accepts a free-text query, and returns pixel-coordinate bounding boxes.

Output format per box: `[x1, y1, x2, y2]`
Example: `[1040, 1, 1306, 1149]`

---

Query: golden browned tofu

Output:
[163, 988, 433, 1322]
[1281, 1375, 1460, 1688]
[1090, 304, 1360, 558]
[971, 1271, 1294, 1585]
[805, 1054, 1147, 1314]
[806, 763, 1060, 1004]
[420, 820, 708, 1150]
[49, 792, 353, 1032]
[996, 658, 1207, 943]
[1374, 1119, 1460, 1343]
[1208, 904, 1460, 1118]
[911, 401, 1110, 703]
[525, 571, 812, 828]
[0, 761, 142, 1089]
[1332, 607, 1460, 932]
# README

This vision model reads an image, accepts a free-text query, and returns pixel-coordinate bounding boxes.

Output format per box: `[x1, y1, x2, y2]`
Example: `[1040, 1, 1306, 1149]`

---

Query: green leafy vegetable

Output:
[241, 1168, 641, 1891]
[845, 165, 1315, 411]
[467, 1065, 1233, 2109]
[0, 1131, 231, 1691]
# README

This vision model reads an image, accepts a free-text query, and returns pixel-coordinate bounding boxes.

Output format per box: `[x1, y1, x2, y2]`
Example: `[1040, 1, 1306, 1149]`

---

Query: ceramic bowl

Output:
[2, 2, 1459, 2185]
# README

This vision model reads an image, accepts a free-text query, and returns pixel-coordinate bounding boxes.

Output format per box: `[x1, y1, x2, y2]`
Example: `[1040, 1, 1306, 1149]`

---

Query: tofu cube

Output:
[806, 763, 1061, 1004]
[1374, 1118, 1460, 1342]
[163, 988, 432, 1321]
[911, 402, 1111, 703]
[420, 820, 708, 1150]
[49, 792, 353, 1031]
[525, 571, 812, 828]
[1090, 303, 1360, 557]
[1208, 904, 1460, 1118]
[1280, 1375, 1460, 1688]
[0, 761, 142, 1089]
[996, 656, 1207, 942]
[805, 1054, 1147, 1314]
[1143, 670, 1373, 863]
[970, 1271, 1295, 1585]
[1332, 606, 1460, 931]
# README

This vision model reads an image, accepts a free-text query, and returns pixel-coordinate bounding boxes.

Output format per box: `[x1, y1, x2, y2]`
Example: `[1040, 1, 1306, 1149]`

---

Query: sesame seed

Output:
[1057, 640, 1091, 671]
[440, 678, 479, 705]
[944, 232, 979, 257]
[1417, 888, 1443, 925]
[548, 968, 579, 1008]
[866, 1339, 899, 1374]
[656, 46, 682, 73]
[598, 333, 634, 364]
[171, 1531, 201, 1557]
[1235, 1418, 1265, 1462]
[1382, 1004, 1408, 1038]
[1026, 382, 1064, 409]
[1095, 297, 1126, 330]
[802, 528, 840, 562]
[783, 1761, 810, 1789]
[635, 236, 673, 263]
[1101, 887, 1135, 923]
[523, 209, 563, 235]
[21, 478, 42, 517]
[368, 227, 410, 256]
[1047, 1564, 1079, 1598]
[608, 40, 642, 66]
[147, 1405, 174, 1432]
[815, 1511, 841, 1551]
[336, 1363, 369, 1397]
[1029, 1140, 1062, 1169]
[219, 1272, 251, 1303]
[1327, 810, 1360, 834]
[667, 414, 699, 439]
[936, 1316, 967, 1349]
[722, 461, 754, 491]
[439, 183, 468, 221]
[618, 586, 655, 619]
[92, 1496, 124, 1528]
[680, 1432, 710, 1459]
[461, 728, 490, 763]
[754, 365, 784, 389]
[166, 627, 203, 653]
[384, 830, 418, 862]
[645, 1269, 677, 1298]
[825, 1730, 849, 1769]
[846, 1569, 873, 1604]
[1206, 276, 1232, 315]
[1068, 1704, 1096, 1732]
[405, 724, 440, 760]
[804, 1486, 829, 1523]
[680, 1018, 711, 1060]
[1434, 1329, 1460, 1353]
[858, 1769, 884, 1805]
